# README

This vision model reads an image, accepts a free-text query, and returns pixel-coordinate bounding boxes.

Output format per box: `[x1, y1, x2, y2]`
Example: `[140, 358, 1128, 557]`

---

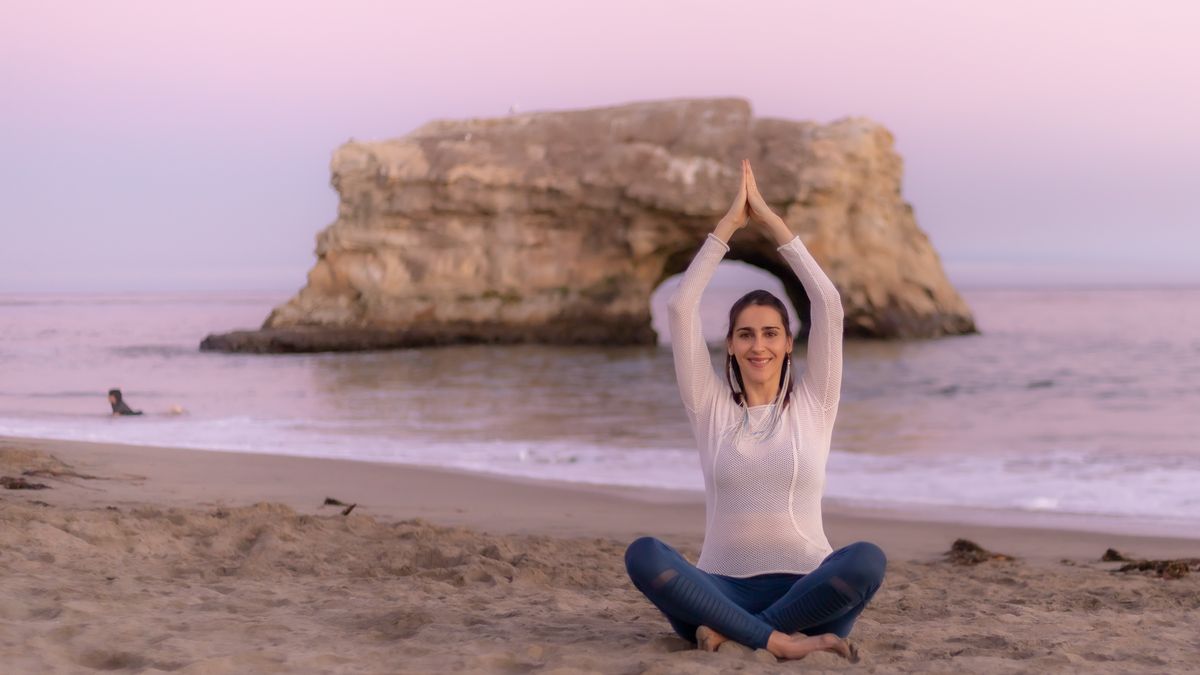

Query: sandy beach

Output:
[2, 435, 1198, 674]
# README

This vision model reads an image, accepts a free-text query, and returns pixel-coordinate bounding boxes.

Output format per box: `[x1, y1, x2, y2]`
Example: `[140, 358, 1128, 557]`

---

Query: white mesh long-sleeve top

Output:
[667, 233, 844, 577]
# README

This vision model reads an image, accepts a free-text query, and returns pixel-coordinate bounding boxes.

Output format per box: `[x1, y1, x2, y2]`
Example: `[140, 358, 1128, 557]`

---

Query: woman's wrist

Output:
[713, 218, 741, 243]
[765, 216, 794, 247]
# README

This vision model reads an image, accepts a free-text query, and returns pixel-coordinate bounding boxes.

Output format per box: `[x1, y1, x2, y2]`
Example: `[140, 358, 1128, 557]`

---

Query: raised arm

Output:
[745, 162, 844, 413]
[666, 164, 751, 416]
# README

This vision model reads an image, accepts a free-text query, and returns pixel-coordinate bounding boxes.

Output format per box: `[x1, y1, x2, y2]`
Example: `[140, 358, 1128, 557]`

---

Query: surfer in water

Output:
[623, 160, 885, 661]
[107, 388, 143, 416]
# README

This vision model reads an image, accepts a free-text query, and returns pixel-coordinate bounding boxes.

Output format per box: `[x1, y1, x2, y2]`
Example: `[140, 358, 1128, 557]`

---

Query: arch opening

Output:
[650, 258, 810, 346]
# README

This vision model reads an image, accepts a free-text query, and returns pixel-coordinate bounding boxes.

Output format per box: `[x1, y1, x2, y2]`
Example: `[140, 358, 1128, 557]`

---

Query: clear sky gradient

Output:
[2, 0, 1197, 292]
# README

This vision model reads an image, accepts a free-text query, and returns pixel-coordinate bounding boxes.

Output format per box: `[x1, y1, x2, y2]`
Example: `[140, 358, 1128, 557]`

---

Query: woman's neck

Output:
[742, 381, 779, 407]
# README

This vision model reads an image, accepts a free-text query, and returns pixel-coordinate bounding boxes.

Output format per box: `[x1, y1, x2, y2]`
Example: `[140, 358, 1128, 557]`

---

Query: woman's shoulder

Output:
[787, 384, 829, 425]
[690, 387, 741, 424]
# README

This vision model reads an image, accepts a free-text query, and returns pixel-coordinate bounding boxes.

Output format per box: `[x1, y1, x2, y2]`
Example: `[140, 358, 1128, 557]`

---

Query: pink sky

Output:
[2, 0, 1198, 291]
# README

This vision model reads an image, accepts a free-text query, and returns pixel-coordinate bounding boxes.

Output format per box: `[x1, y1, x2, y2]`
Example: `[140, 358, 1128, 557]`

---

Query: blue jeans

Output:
[624, 537, 886, 650]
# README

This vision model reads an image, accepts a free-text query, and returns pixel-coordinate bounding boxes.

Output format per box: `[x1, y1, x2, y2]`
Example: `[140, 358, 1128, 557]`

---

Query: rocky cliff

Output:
[201, 98, 975, 353]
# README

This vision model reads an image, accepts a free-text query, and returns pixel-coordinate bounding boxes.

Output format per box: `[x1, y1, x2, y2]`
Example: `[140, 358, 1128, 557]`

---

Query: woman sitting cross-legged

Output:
[624, 160, 886, 661]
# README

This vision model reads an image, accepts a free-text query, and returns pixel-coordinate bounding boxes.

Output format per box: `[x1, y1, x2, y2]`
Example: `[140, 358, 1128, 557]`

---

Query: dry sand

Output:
[1, 436, 1198, 674]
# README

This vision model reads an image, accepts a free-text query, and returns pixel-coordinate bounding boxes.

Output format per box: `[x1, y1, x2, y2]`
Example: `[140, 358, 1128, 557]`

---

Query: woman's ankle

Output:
[765, 631, 789, 658]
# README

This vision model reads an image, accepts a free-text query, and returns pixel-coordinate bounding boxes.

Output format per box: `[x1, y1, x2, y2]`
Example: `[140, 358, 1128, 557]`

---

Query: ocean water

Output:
[2, 284, 1199, 537]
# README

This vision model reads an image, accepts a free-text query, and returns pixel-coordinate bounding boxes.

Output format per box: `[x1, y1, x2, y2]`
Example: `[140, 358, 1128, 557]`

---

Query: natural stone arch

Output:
[202, 98, 975, 354]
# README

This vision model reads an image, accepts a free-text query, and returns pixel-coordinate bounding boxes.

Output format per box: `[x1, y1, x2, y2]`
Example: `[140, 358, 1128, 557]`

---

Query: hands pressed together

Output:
[715, 160, 794, 247]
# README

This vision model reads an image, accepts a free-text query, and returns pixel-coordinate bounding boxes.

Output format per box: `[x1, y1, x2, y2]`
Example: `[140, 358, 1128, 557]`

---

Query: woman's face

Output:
[727, 304, 793, 390]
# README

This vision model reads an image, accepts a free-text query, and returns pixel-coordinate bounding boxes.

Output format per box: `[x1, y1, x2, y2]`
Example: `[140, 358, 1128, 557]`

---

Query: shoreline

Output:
[4, 429, 1197, 543]
[4, 434, 1197, 561]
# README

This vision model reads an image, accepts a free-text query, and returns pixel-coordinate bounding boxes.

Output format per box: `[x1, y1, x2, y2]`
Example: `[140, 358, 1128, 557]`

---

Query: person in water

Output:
[107, 389, 143, 416]
[624, 160, 886, 661]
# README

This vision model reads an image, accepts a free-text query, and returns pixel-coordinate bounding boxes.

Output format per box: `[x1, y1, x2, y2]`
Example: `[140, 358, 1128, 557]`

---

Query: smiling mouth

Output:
[747, 357, 772, 368]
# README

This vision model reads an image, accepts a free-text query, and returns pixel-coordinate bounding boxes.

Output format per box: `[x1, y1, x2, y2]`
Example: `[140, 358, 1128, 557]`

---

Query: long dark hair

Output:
[725, 290, 795, 409]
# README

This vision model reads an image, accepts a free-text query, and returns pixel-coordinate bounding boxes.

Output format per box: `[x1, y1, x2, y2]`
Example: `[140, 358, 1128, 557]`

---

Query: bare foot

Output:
[695, 625, 729, 652]
[766, 632, 859, 662]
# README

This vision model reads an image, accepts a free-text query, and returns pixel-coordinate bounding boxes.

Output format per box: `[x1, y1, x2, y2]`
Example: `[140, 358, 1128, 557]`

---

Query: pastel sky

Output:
[2, 0, 1197, 292]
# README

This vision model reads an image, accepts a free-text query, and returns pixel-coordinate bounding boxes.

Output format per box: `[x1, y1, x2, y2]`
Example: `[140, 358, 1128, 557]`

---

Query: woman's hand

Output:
[713, 162, 751, 243]
[745, 160, 796, 246]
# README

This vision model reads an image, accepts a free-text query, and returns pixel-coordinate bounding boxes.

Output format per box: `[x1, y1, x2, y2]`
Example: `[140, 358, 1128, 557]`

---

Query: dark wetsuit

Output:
[108, 389, 143, 416]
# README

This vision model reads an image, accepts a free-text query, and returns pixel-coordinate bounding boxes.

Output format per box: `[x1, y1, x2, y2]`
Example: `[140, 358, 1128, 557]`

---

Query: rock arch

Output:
[201, 98, 975, 354]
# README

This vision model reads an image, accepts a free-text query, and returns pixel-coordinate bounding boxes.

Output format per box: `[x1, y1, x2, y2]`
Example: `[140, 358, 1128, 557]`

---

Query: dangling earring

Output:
[726, 354, 742, 395]
[774, 352, 792, 408]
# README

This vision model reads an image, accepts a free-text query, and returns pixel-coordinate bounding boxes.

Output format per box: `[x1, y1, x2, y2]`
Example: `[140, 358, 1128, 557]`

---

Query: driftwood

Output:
[944, 538, 1015, 565]
[1117, 560, 1196, 579]
[22, 468, 100, 480]
[1099, 548, 1199, 579]
[1, 476, 50, 490]
[1101, 548, 1133, 562]
[322, 497, 358, 516]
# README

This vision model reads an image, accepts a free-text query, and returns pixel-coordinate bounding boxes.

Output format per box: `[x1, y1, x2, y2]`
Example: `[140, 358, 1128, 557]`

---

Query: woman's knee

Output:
[843, 541, 887, 586]
[624, 536, 670, 582]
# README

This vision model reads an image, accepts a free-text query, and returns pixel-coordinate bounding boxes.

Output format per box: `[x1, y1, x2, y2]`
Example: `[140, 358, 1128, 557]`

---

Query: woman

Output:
[624, 160, 886, 661]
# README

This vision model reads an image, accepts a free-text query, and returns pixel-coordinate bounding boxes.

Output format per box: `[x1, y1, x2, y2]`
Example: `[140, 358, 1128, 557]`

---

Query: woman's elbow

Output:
[815, 286, 844, 319]
[666, 293, 688, 321]
[826, 282, 842, 304]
